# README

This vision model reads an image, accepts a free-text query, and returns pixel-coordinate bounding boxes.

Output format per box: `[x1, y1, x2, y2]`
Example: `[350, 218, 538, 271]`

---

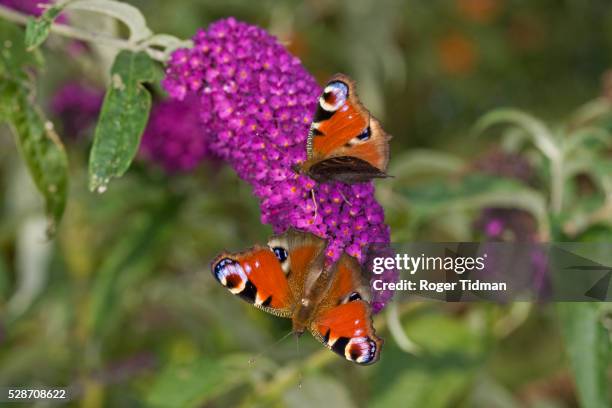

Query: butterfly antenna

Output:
[248, 329, 294, 366]
[296, 334, 304, 390]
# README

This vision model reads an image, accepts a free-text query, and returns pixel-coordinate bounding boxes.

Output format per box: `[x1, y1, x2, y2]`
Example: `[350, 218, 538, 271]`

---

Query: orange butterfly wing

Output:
[211, 229, 327, 317]
[211, 246, 293, 316]
[302, 74, 391, 183]
[267, 228, 328, 298]
[309, 255, 383, 364]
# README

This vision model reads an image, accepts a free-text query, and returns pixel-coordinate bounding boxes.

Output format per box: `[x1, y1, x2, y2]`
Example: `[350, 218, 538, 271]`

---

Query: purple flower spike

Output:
[140, 96, 214, 173]
[50, 81, 103, 139]
[163, 18, 394, 311]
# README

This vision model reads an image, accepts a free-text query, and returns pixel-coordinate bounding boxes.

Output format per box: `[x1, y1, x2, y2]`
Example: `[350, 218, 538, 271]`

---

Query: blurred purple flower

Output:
[0, 0, 67, 22]
[140, 96, 214, 173]
[163, 18, 394, 311]
[476, 208, 538, 242]
[474, 149, 550, 297]
[473, 149, 536, 186]
[0, 0, 47, 16]
[473, 149, 539, 242]
[50, 81, 103, 139]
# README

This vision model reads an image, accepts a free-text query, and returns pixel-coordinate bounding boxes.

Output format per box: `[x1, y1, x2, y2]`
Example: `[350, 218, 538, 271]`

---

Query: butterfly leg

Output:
[310, 189, 319, 221]
[338, 190, 353, 207]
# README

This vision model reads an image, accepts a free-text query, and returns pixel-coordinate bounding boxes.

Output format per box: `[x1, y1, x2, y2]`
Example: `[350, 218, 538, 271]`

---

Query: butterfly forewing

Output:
[302, 73, 391, 183]
[211, 246, 293, 317]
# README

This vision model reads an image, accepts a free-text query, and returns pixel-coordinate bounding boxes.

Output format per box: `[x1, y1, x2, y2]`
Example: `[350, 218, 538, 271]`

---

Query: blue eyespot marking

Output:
[272, 247, 288, 262]
[348, 292, 362, 302]
[357, 126, 371, 141]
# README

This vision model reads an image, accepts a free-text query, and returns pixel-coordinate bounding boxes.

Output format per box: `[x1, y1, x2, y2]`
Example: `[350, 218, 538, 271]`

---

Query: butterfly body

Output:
[298, 74, 391, 183]
[211, 229, 382, 365]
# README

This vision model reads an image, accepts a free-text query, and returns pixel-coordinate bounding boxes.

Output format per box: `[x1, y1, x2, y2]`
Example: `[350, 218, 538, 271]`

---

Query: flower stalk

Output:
[0, 4, 183, 61]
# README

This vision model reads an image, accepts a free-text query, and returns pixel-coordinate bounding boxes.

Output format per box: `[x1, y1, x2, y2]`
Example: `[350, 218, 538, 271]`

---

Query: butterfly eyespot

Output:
[213, 257, 235, 278]
[212, 257, 249, 294]
[348, 292, 362, 302]
[357, 126, 371, 141]
[320, 81, 348, 112]
[323, 91, 336, 105]
[345, 337, 378, 364]
[272, 247, 288, 262]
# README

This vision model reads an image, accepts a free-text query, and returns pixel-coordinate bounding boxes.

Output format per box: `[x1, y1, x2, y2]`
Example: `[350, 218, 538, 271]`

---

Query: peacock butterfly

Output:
[211, 229, 382, 365]
[297, 74, 391, 184]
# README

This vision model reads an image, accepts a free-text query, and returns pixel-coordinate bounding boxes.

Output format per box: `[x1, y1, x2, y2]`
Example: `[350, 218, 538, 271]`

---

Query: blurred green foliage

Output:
[1, 1, 611, 407]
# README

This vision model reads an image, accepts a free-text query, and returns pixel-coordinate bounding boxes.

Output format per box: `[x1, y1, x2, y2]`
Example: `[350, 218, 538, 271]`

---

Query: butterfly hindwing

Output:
[267, 228, 328, 297]
[307, 156, 390, 183]
[302, 74, 391, 183]
[310, 254, 382, 365]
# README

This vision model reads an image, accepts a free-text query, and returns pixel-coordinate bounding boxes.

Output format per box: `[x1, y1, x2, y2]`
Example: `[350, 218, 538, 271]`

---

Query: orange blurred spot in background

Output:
[436, 31, 479, 76]
[456, 0, 504, 24]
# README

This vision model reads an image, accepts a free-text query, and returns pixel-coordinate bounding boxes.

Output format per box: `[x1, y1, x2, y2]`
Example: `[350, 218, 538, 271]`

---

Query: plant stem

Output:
[550, 157, 564, 215]
[0, 5, 166, 61]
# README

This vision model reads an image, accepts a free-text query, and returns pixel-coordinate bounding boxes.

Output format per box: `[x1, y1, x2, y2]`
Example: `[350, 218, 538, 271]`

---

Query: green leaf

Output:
[10, 92, 69, 229]
[558, 303, 610, 408]
[0, 22, 67, 230]
[0, 79, 19, 121]
[88, 50, 157, 193]
[474, 108, 561, 161]
[388, 149, 466, 183]
[372, 312, 487, 408]
[24, 5, 63, 51]
[564, 158, 612, 196]
[0, 21, 43, 79]
[396, 174, 549, 233]
[146, 356, 253, 408]
[563, 126, 612, 156]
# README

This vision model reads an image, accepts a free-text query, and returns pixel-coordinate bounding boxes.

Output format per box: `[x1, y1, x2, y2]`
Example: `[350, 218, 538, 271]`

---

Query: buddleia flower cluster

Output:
[162, 18, 396, 312]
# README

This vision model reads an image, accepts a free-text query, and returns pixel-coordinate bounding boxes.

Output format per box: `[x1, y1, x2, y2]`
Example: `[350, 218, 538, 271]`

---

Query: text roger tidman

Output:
[370, 253, 508, 293]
